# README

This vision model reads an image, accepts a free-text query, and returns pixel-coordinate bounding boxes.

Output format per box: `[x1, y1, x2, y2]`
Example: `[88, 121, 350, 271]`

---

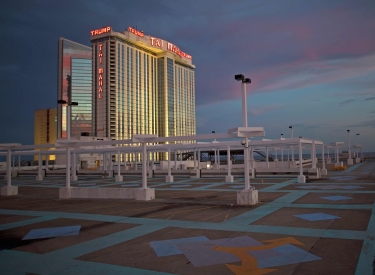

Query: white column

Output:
[46, 156, 49, 171]
[227, 146, 231, 176]
[109, 153, 113, 171]
[142, 143, 147, 189]
[18, 155, 21, 172]
[275, 148, 278, 161]
[214, 149, 217, 165]
[297, 141, 306, 183]
[336, 145, 339, 164]
[312, 142, 316, 169]
[299, 143, 303, 175]
[67, 105, 71, 140]
[166, 148, 173, 182]
[179, 151, 182, 168]
[117, 151, 121, 175]
[168, 149, 171, 176]
[218, 149, 220, 169]
[242, 81, 247, 127]
[37, 153, 43, 181]
[193, 149, 196, 169]
[321, 145, 327, 175]
[348, 131, 351, 160]
[244, 137, 250, 190]
[281, 148, 284, 161]
[174, 151, 177, 169]
[115, 150, 123, 182]
[266, 147, 269, 169]
[291, 129, 294, 161]
[198, 149, 201, 169]
[135, 153, 138, 170]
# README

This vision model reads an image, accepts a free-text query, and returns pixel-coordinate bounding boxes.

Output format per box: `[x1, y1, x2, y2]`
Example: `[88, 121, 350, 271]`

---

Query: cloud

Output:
[291, 123, 330, 130]
[346, 120, 375, 128]
[339, 99, 355, 106]
[365, 97, 375, 101]
[248, 105, 285, 116]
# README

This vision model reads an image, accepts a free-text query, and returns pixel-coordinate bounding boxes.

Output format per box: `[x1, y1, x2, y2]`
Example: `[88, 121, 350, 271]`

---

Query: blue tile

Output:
[22, 225, 81, 240]
[321, 196, 353, 201]
[294, 213, 341, 221]
[177, 236, 262, 267]
[150, 236, 209, 257]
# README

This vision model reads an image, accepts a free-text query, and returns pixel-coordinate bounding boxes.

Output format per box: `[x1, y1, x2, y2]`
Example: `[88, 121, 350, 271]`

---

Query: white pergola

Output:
[1, 129, 329, 203]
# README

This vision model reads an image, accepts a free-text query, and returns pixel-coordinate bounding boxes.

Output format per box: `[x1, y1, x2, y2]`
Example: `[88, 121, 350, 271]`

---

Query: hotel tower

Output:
[90, 27, 196, 149]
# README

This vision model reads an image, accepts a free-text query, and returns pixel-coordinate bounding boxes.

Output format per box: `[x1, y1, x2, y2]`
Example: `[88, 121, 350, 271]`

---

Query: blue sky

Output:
[0, 0, 374, 150]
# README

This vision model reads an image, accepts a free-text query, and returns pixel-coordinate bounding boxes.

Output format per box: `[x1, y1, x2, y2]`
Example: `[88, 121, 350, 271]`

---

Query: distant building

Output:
[90, 27, 196, 158]
[34, 108, 57, 160]
[57, 38, 92, 138]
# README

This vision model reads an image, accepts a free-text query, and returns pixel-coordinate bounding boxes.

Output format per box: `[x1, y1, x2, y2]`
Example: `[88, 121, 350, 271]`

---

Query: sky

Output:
[0, 0, 374, 151]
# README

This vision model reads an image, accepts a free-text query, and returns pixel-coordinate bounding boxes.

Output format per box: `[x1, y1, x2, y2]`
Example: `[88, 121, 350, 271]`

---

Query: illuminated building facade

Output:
[90, 27, 196, 158]
[57, 38, 92, 138]
[34, 108, 57, 161]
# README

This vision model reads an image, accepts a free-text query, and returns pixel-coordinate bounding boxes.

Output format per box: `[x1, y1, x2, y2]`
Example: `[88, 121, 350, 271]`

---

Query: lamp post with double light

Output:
[235, 74, 251, 190]
[57, 75, 79, 186]
[347, 130, 353, 165]
[289, 126, 294, 162]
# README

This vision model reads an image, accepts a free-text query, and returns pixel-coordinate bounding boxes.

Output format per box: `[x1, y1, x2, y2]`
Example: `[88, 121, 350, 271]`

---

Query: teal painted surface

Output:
[0, 216, 57, 231]
[343, 161, 366, 173]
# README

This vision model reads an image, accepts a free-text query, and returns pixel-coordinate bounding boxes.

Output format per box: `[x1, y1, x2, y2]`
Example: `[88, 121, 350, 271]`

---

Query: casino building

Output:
[90, 27, 196, 150]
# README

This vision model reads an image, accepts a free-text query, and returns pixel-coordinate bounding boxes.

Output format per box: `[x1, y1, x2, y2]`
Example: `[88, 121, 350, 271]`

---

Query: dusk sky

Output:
[1, 0, 374, 151]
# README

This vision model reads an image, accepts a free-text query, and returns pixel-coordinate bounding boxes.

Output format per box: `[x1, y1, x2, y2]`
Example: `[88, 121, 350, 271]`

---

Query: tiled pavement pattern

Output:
[0, 161, 374, 274]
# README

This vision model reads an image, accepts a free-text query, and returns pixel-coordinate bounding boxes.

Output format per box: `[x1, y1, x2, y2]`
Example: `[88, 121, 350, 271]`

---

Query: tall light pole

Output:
[235, 74, 251, 190]
[356, 133, 359, 158]
[280, 134, 284, 161]
[289, 126, 294, 161]
[347, 130, 352, 164]
[58, 74, 78, 186]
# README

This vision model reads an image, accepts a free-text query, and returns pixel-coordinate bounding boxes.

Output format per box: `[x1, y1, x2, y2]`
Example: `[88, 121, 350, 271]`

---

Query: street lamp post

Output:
[356, 134, 359, 158]
[289, 126, 294, 162]
[356, 133, 360, 162]
[280, 133, 284, 161]
[235, 74, 251, 190]
[347, 130, 353, 165]
[58, 75, 79, 184]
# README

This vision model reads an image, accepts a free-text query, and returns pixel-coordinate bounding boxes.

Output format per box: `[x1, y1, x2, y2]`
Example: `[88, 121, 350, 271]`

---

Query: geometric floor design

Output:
[150, 236, 209, 256]
[0, 160, 374, 274]
[22, 225, 81, 240]
[151, 236, 321, 270]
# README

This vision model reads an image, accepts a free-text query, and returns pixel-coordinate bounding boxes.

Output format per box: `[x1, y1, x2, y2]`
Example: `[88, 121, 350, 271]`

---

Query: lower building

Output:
[34, 108, 57, 161]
